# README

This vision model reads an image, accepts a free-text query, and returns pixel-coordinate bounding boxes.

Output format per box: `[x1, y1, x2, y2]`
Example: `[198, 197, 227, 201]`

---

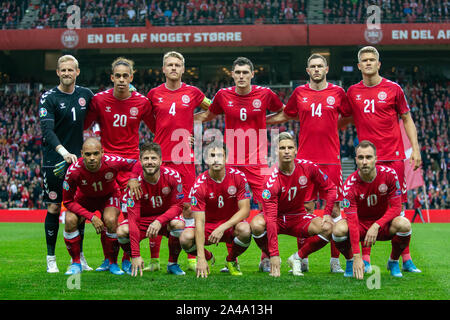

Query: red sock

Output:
[330, 239, 340, 258]
[149, 235, 162, 259]
[361, 245, 371, 262]
[64, 233, 81, 264]
[100, 230, 109, 260]
[390, 232, 411, 260]
[226, 238, 250, 262]
[105, 233, 119, 264]
[119, 240, 131, 258]
[401, 245, 412, 261]
[298, 235, 329, 259]
[333, 237, 353, 260]
[253, 232, 269, 258]
[168, 235, 181, 264]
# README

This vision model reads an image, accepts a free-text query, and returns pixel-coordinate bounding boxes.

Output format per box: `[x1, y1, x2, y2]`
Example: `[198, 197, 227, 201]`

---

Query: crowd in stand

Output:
[0, 74, 448, 209]
[2, 0, 448, 29]
[324, 0, 449, 25]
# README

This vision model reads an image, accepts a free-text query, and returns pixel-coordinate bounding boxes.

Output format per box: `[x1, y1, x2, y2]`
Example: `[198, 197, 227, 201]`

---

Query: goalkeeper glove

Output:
[53, 160, 68, 178]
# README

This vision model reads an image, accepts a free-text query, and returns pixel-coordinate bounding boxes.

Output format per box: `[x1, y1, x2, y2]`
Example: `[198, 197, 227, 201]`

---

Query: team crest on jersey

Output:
[39, 108, 47, 118]
[49, 191, 58, 200]
[299, 176, 308, 186]
[378, 183, 388, 194]
[262, 189, 271, 200]
[378, 91, 387, 101]
[342, 198, 350, 208]
[63, 181, 70, 191]
[105, 172, 114, 180]
[127, 198, 135, 208]
[162, 187, 171, 195]
[182, 95, 191, 104]
[191, 196, 198, 206]
[252, 99, 261, 109]
[130, 107, 139, 117]
[78, 98, 86, 107]
[326, 96, 335, 105]
[228, 185, 237, 195]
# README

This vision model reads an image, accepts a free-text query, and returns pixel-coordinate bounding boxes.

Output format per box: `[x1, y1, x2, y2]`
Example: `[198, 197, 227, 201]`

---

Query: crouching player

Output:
[180, 142, 252, 278]
[116, 142, 186, 277]
[332, 140, 412, 279]
[250, 132, 337, 277]
[62, 138, 140, 275]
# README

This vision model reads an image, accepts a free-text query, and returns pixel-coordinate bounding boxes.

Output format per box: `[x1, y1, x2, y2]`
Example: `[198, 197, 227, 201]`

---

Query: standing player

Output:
[39, 54, 94, 273]
[266, 53, 347, 273]
[115, 142, 186, 276]
[180, 142, 252, 278]
[146, 51, 211, 272]
[84, 57, 154, 273]
[195, 57, 284, 272]
[62, 138, 139, 275]
[343, 46, 421, 273]
[332, 140, 412, 279]
[250, 132, 337, 277]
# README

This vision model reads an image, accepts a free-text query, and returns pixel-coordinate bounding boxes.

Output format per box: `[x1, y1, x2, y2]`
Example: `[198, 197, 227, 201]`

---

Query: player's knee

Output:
[321, 221, 333, 237]
[250, 214, 266, 236]
[64, 212, 79, 231]
[116, 224, 129, 238]
[47, 203, 61, 214]
[304, 201, 315, 215]
[180, 228, 195, 249]
[393, 216, 411, 233]
[235, 222, 251, 240]
[332, 220, 348, 237]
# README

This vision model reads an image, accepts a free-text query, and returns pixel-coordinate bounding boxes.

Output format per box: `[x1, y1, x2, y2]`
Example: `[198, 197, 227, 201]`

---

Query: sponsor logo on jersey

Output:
[302, 97, 308, 103]
[262, 189, 271, 200]
[130, 107, 139, 116]
[378, 183, 388, 194]
[356, 94, 362, 101]
[39, 108, 47, 118]
[105, 106, 111, 112]
[63, 181, 70, 191]
[228, 185, 237, 195]
[299, 176, 308, 186]
[326, 96, 335, 105]
[158, 97, 163, 103]
[342, 198, 350, 208]
[78, 97, 86, 107]
[59, 103, 66, 109]
[182, 95, 191, 104]
[191, 196, 198, 206]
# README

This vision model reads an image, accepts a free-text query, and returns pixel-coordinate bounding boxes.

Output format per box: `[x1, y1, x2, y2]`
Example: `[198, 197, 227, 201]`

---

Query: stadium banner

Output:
[0, 24, 307, 50]
[309, 23, 450, 46]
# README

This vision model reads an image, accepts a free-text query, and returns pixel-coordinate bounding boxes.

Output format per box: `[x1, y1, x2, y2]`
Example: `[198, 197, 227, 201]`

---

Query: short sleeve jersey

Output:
[84, 89, 153, 160]
[209, 85, 283, 166]
[284, 83, 349, 164]
[190, 168, 251, 224]
[345, 78, 410, 161]
[147, 83, 205, 163]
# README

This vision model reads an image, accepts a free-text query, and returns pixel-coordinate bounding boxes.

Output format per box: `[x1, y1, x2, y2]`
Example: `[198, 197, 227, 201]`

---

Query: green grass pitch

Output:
[0, 222, 448, 300]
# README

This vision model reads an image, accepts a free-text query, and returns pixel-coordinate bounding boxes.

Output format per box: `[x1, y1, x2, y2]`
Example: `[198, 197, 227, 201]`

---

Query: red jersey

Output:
[345, 78, 410, 161]
[62, 154, 139, 220]
[342, 165, 402, 254]
[127, 165, 184, 257]
[209, 85, 283, 166]
[190, 167, 251, 224]
[284, 83, 349, 164]
[147, 83, 205, 163]
[262, 159, 337, 256]
[84, 89, 154, 160]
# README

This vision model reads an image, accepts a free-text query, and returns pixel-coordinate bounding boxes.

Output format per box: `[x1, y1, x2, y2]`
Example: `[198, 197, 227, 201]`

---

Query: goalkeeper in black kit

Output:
[39, 54, 94, 273]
